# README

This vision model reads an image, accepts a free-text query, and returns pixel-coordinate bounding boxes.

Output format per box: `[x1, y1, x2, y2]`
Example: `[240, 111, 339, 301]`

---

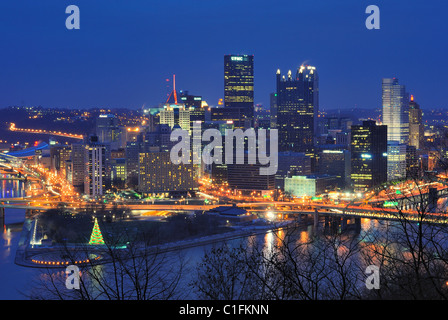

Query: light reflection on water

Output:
[2, 226, 12, 258]
[0, 181, 390, 300]
[0, 179, 35, 299]
[0, 179, 26, 199]
[1, 222, 319, 299]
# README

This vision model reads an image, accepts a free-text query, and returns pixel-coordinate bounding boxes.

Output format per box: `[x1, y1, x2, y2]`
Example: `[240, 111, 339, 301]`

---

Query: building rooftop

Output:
[208, 205, 247, 217]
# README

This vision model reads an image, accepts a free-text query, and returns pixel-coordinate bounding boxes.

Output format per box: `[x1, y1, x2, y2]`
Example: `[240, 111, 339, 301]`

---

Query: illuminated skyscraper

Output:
[50, 144, 71, 174]
[85, 135, 111, 197]
[96, 114, 121, 149]
[111, 158, 126, 188]
[387, 141, 407, 181]
[159, 104, 190, 132]
[382, 78, 409, 181]
[270, 92, 278, 129]
[125, 135, 143, 187]
[224, 54, 254, 127]
[406, 145, 420, 178]
[318, 149, 351, 189]
[409, 95, 424, 149]
[382, 78, 409, 144]
[179, 91, 206, 127]
[69, 143, 86, 193]
[276, 65, 319, 157]
[350, 120, 387, 192]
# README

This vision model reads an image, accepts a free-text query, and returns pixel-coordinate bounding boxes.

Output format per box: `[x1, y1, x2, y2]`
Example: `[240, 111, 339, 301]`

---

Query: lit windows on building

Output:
[409, 95, 424, 149]
[85, 137, 111, 197]
[350, 120, 387, 192]
[284, 174, 338, 197]
[138, 152, 196, 195]
[275, 66, 318, 155]
[382, 78, 409, 144]
[160, 104, 191, 132]
[387, 142, 407, 181]
[224, 54, 254, 127]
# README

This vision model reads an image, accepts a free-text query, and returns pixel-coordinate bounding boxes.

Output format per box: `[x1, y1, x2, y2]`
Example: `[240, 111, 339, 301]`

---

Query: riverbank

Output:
[15, 218, 301, 268]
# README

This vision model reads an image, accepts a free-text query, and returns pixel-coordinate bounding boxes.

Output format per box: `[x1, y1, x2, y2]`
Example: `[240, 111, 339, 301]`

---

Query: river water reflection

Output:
[0, 179, 384, 299]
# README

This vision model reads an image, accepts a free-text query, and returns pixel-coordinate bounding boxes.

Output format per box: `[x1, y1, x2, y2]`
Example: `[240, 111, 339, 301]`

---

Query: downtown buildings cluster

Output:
[23, 54, 436, 201]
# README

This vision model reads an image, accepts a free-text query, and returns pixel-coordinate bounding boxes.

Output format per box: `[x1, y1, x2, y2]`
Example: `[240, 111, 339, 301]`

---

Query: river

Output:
[1, 208, 39, 299]
[0, 179, 269, 299]
[0, 179, 379, 300]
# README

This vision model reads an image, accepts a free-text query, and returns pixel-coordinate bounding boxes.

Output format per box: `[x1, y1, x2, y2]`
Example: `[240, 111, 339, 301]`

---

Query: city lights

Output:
[0, 1, 447, 305]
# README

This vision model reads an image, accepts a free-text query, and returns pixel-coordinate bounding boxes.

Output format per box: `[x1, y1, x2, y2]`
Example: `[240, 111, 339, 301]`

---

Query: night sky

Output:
[1, 0, 447, 111]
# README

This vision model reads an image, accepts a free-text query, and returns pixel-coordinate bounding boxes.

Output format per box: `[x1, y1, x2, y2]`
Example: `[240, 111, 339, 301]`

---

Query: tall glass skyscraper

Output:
[382, 78, 409, 144]
[96, 114, 120, 144]
[276, 65, 319, 156]
[382, 78, 409, 180]
[350, 120, 388, 192]
[409, 95, 424, 150]
[223, 54, 254, 126]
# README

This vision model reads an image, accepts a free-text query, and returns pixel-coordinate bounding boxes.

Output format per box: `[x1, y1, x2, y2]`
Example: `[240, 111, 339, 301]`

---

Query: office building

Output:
[270, 92, 278, 129]
[284, 174, 338, 197]
[255, 106, 270, 129]
[210, 107, 252, 129]
[382, 78, 410, 182]
[125, 135, 143, 187]
[210, 162, 228, 185]
[96, 114, 121, 149]
[226, 133, 276, 192]
[227, 163, 275, 192]
[224, 54, 254, 127]
[275, 152, 312, 189]
[406, 145, 419, 179]
[144, 124, 173, 152]
[335, 131, 351, 148]
[50, 145, 71, 175]
[350, 120, 387, 192]
[382, 78, 409, 144]
[318, 149, 351, 189]
[180, 91, 202, 109]
[138, 151, 196, 196]
[120, 126, 141, 148]
[85, 136, 111, 197]
[409, 95, 424, 150]
[69, 143, 86, 193]
[159, 104, 190, 132]
[111, 158, 126, 188]
[276, 65, 319, 157]
[180, 91, 206, 126]
[387, 141, 407, 181]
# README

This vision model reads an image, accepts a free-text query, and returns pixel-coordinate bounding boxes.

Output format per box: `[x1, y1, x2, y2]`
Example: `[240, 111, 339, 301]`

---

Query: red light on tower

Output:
[173, 74, 178, 105]
[410, 95, 414, 102]
[165, 74, 178, 105]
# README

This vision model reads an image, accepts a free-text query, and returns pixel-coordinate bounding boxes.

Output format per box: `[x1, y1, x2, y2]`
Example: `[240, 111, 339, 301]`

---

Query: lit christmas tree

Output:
[89, 217, 105, 245]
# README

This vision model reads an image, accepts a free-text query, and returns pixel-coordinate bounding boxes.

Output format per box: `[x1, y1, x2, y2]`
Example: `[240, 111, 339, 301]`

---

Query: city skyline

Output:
[3, 1, 448, 305]
[1, 0, 447, 110]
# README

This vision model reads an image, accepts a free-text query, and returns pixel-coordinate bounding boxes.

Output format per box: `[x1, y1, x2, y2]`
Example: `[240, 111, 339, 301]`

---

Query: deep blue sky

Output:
[0, 0, 447, 111]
